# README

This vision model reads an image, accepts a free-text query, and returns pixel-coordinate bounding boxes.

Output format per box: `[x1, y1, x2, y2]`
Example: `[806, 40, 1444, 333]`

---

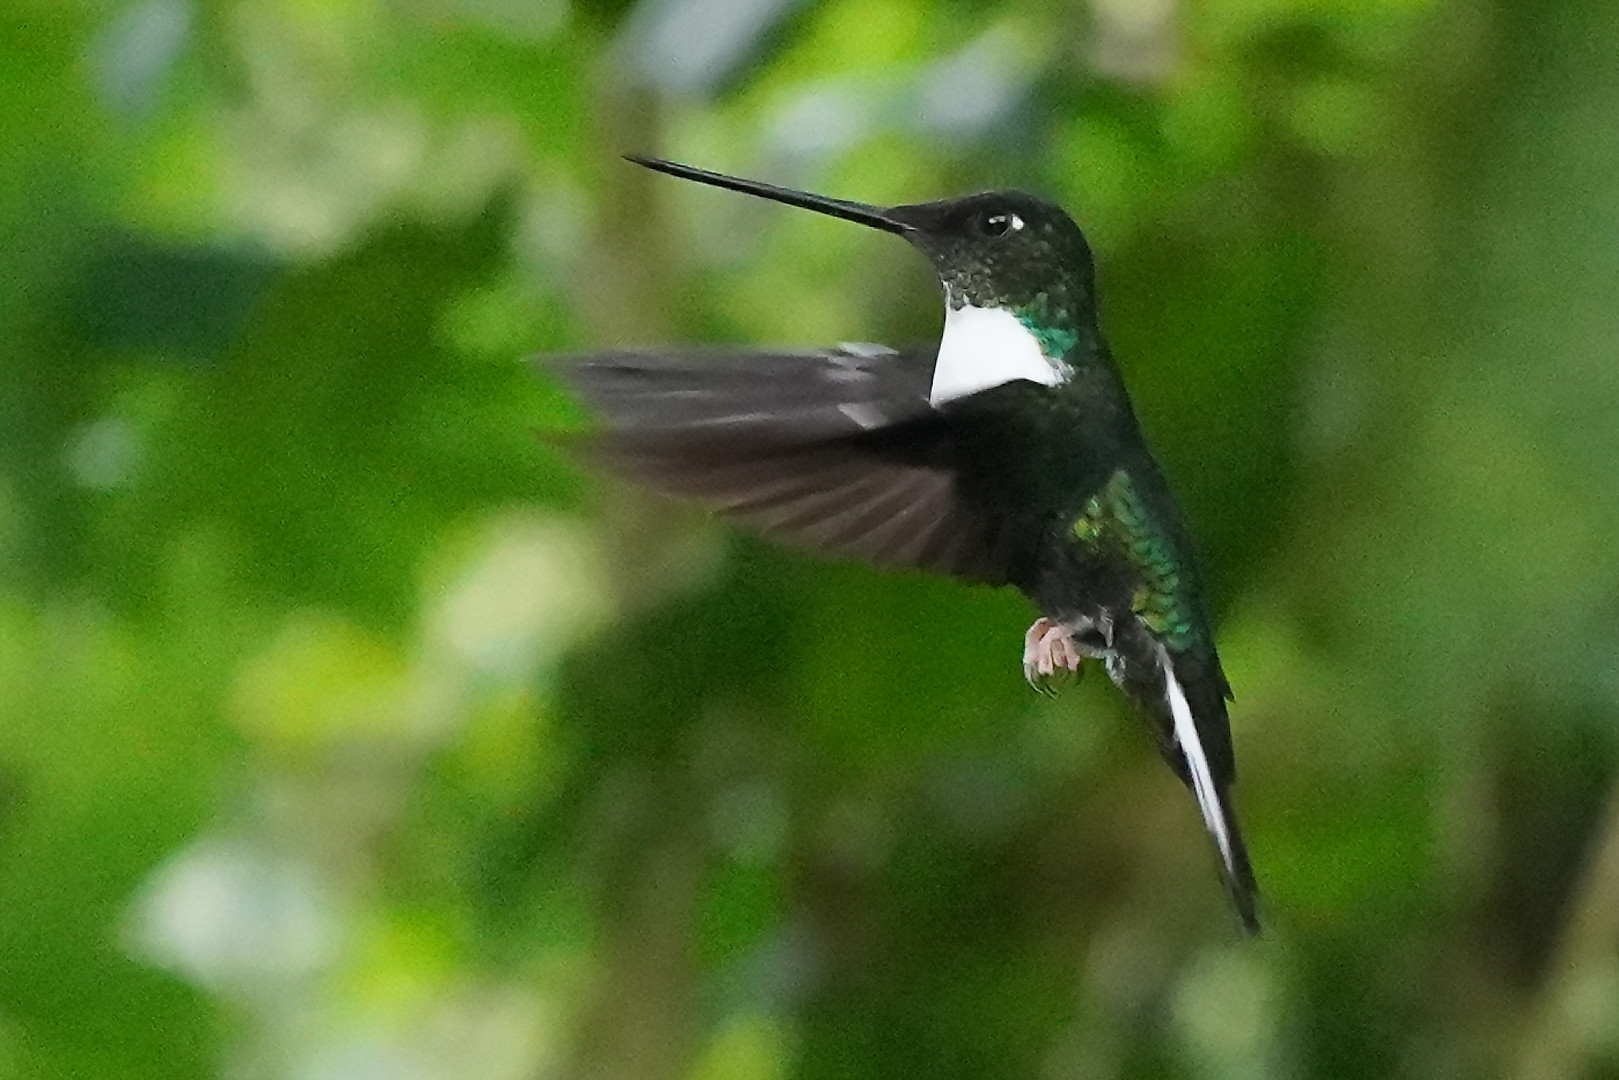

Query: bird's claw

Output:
[1023, 617, 1084, 696]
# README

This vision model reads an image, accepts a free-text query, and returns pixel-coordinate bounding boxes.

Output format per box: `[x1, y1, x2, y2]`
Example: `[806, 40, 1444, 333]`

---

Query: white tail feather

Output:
[1158, 645, 1235, 876]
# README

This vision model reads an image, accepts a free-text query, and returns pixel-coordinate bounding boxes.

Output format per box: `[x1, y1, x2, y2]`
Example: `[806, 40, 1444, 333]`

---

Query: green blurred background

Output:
[4, 0, 1619, 1076]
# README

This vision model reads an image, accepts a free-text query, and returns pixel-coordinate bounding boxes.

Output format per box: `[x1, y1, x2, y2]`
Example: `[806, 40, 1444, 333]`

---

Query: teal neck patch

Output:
[1015, 308, 1079, 360]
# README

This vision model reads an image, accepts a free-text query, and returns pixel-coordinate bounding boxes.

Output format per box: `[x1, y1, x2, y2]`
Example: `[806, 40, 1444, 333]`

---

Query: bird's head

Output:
[626, 156, 1101, 405]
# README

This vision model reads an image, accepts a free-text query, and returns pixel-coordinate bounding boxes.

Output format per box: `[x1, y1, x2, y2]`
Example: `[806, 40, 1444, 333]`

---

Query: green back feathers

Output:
[1071, 470, 1198, 649]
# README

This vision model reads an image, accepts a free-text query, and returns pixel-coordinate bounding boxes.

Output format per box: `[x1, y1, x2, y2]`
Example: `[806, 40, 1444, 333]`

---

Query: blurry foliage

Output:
[3, 0, 1619, 1079]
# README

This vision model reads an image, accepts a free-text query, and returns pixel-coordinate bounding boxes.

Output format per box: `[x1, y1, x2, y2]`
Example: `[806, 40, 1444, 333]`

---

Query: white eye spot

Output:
[979, 211, 1025, 238]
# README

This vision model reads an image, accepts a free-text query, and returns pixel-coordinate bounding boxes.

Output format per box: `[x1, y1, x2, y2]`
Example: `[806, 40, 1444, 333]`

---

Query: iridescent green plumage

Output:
[1070, 470, 1197, 650]
[1015, 302, 1079, 361]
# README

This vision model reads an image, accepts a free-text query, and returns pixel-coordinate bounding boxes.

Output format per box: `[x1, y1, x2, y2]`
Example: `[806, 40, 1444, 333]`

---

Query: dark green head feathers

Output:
[885, 190, 1099, 345]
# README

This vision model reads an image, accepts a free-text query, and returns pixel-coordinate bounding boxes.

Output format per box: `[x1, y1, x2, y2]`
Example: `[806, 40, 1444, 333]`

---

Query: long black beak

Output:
[626, 155, 913, 235]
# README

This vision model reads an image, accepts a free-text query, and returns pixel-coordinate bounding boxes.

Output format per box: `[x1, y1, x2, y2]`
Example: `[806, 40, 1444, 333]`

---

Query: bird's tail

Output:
[1156, 644, 1261, 934]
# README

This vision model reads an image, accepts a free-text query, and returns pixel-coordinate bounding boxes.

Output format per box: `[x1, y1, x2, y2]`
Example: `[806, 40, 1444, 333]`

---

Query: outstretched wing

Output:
[545, 344, 1019, 583]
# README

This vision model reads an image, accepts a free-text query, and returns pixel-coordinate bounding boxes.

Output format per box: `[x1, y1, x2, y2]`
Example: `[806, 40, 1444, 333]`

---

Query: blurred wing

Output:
[546, 344, 1017, 583]
[552, 343, 932, 443]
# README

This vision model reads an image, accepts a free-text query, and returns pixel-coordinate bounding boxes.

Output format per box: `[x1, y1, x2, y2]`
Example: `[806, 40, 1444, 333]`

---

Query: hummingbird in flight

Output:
[551, 155, 1260, 932]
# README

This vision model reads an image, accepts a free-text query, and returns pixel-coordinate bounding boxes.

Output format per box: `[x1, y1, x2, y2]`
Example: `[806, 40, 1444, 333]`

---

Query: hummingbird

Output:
[551, 155, 1260, 932]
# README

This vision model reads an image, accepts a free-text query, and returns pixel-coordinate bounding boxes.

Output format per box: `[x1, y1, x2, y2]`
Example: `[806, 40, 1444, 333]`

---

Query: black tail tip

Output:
[1235, 895, 1263, 937]
[1227, 851, 1262, 936]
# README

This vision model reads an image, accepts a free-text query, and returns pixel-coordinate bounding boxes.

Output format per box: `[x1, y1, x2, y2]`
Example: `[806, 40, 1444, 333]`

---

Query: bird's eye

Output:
[977, 211, 1023, 237]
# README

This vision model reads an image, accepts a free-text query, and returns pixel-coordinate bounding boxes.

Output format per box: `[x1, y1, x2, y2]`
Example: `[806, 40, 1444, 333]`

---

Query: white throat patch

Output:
[929, 302, 1067, 407]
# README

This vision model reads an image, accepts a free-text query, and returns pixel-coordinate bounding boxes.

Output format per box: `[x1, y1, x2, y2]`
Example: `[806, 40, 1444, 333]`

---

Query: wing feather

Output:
[545, 346, 1016, 583]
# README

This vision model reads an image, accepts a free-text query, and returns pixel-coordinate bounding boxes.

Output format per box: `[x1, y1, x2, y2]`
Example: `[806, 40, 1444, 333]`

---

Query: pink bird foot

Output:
[1023, 617, 1084, 696]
